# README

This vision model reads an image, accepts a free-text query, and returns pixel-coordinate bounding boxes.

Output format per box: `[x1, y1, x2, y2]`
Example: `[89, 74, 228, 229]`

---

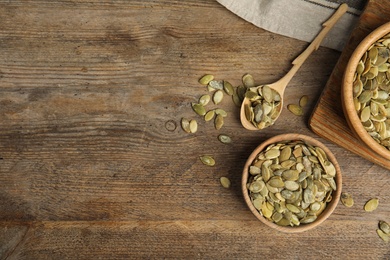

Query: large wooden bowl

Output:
[342, 21, 390, 160]
[242, 133, 342, 233]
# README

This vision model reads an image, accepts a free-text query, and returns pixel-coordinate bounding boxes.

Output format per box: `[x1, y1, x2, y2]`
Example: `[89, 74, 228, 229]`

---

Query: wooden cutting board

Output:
[309, 0, 390, 170]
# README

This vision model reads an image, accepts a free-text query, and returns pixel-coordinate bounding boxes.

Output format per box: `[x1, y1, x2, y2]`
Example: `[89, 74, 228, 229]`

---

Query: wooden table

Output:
[0, 1, 389, 259]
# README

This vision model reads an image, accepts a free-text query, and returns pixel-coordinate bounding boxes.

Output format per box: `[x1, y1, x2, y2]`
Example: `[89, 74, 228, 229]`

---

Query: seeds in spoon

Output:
[245, 85, 282, 129]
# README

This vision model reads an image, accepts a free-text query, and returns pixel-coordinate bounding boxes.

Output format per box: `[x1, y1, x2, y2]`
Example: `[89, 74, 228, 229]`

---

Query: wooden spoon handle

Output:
[292, 3, 348, 65]
[273, 3, 348, 93]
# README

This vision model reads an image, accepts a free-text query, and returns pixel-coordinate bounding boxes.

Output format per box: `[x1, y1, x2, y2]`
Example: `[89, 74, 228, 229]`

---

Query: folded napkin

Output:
[217, 0, 367, 51]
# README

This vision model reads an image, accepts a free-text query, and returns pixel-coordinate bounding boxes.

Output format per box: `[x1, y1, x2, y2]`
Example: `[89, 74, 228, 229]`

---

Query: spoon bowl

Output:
[240, 3, 348, 130]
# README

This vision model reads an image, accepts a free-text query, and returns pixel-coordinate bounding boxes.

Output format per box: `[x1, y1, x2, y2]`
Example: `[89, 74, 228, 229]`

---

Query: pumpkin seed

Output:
[204, 110, 215, 121]
[340, 192, 354, 207]
[364, 198, 379, 212]
[192, 103, 206, 116]
[376, 229, 389, 243]
[223, 81, 234, 95]
[189, 119, 198, 133]
[215, 108, 227, 117]
[242, 73, 255, 88]
[288, 104, 303, 116]
[214, 114, 224, 130]
[213, 90, 224, 104]
[218, 134, 232, 144]
[208, 80, 223, 90]
[299, 95, 309, 107]
[199, 74, 214, 85]
[199, 94, 210, 106]
[199, 155, 215, 166]
[220, 177, 231, 188]
[379, 220, 390, 234]
[181, 118, 191, 133]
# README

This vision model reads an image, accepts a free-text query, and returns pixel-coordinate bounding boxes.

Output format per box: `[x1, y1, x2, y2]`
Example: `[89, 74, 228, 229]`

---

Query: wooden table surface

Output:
[0, 0, 389, 259]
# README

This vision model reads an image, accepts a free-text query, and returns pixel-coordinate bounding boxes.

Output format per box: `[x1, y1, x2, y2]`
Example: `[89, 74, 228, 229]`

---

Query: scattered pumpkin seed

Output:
[223, 81, 234, 96]
[208, 80, 224, 90]
[376, 229, 389, 243]
[220, 177, 231, 188]
[199, 94, 211, 106]
[340, 192, 354, 207]
[213, 90, 224, 104]
[364, 198, 379, 212]
[192, 103, 206, 116]
[215, 108, 227, 117]
[189, 119, 198, 133]
[199, 74, 214, 85]
[379, 221, 390, 234]
[242, 73, 255, 88]
[199, 155, 215, 166]
[215, 114, 224, 130]
[181, 118, 191, 133]
[204, 110, 215, 121]
[218, 134, 232, 144]
[287, 104, 303, 116]
[299, 95, 309, 107]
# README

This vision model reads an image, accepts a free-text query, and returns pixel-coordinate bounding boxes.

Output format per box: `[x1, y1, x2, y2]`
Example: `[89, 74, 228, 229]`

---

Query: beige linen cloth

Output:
[217, 0, 367, 51]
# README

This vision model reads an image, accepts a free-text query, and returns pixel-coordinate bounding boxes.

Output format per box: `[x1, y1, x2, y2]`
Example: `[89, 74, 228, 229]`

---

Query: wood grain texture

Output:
[310, 0, 390, 169]
[0, 0, 389, 258]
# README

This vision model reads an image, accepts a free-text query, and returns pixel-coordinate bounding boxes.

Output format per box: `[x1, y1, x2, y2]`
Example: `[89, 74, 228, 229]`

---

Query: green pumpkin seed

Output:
[299, 95, 309, 107]
[213, 90, 224, 104]
[199, 94, 211, 106]
[223, 81, 234, 95]
[204, 110, 215, 121]
[181, 118, 191, 133]
[214, 114, 224, 130]
[189, 119, 198, 133]
[199, 74, 214, 85]
[288, 104, 303, 116]
[242, 73, 255, 88]
[218, 134, 232, 144]
[220, 177, 231, 188]
[379, 221, 390, 234]
[199, 155, 215, 166]
[364, 198, 379, 212]
[376, 229, 389, 243]
[192, 103, 206, 116]
[340, 192, 354, 207]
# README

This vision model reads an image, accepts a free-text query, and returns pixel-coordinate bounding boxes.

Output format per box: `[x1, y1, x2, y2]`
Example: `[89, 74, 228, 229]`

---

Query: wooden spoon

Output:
[240, 3, 348, 130]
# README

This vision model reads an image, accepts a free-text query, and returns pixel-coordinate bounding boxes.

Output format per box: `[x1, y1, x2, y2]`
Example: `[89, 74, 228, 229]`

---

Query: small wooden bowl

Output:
[342, 21, 390, 160]
[242, 133, 342, 233]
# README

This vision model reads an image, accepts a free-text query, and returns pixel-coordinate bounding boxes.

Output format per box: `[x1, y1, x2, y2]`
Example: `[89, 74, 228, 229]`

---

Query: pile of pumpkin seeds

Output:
[353, 33, 390, 149]
[244, 85, 282, 129]
[246, 140, 337, 227]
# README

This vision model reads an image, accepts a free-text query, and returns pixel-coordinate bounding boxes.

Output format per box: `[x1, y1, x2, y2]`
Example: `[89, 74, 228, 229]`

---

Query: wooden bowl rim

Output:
[241, 133, 342, 233]
[342, 21, 390, 160]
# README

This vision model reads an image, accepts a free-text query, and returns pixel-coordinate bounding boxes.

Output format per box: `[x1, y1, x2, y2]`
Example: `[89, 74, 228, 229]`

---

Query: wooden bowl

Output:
[342, 21, 390, 160]
[242, 133, 342, 233]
